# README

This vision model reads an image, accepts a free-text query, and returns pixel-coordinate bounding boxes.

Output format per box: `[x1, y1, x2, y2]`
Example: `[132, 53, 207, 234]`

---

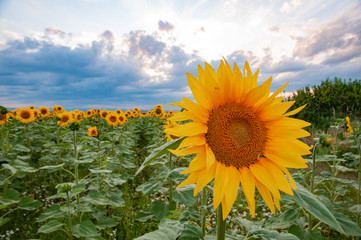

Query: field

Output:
[1, 104, 361, 240]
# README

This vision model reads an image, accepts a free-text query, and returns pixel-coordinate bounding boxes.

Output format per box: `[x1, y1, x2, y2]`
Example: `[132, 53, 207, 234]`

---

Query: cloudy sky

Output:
[0, 0, 360, 110]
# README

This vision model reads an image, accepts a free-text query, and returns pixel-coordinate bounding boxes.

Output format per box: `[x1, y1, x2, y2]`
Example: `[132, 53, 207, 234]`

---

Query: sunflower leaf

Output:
[135, 137, 184, 176]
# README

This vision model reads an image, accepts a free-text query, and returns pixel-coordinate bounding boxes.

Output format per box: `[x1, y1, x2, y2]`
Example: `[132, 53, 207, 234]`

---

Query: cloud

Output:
[0, 27, 203, 110]
[280, 0, 302, 14]
[292, 4, 361, 65]
[158, 20, 174, 32]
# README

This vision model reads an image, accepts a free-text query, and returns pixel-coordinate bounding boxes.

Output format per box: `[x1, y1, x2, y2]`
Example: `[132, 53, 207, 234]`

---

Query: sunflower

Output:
[74, 112, 84, 122]
[17, 108, 35, 124]
[116, 109, 122, 115]
[39, 107, 50, 117]
[57, 106, 63, 112]
[165, 60, 311, 219]
[32, 109, 39, 119]
[345, 116, 353, 136]
[57, 112, 73, 127]
[153, 106, 164, 118]
[125, 110, 133, 118]
[117, 113, 127, 125]
[29, 105, 35, 110]
[0, 113, 9, 125]
[100, 110, 109, 119]
[133, 107, 141, 117]
[88, 126, 98, 137]
[106, 112, 119, 126]
[85, 109, 93, 118]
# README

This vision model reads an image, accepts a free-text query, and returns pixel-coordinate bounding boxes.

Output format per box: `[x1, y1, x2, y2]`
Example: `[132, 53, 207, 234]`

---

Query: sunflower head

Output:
[165, 60, 311, 219]
[39, 107, 50, 117]
[17, 108, 35, 124]
[106, 112, 119, 126]
[101, 110, 109, 119]
[88, 126, 98, 137]
[57, 112, 73, 127]
[117, 113, 127, 125]
[29, 105, 35, 110]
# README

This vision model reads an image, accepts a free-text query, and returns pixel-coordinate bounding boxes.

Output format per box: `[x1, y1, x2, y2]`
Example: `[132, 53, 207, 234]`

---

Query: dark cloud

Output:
[292, 4, 361, 64]
[158, 20, 174, 32]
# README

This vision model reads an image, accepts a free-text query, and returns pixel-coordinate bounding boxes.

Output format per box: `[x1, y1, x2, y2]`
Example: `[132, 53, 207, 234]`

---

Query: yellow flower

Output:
[106, 112, 119, 126]
[85, 109, 93, 118]
[325, 137, 331, 145]
[153, 105, 164, 118]
[165, 60, 311, 219]
[133, 107, 141, 117]
[88, 126, 98, 137]
[39, 107, 50, 117]
[17, 108, 35, 124]
[0, 113, 9, 125]
[100, 110, 109, 119]
[125, 110, 133, 118]
[117, 113, 127, 125]
[57, 112, 73, 127]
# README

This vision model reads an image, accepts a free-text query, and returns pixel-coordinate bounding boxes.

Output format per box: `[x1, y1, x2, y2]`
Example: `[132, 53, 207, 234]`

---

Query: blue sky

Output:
[0, 0, 360, 110]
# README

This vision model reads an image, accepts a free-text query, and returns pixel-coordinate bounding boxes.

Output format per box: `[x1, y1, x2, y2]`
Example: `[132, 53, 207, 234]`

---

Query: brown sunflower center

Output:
[109, 116, 117, 123]
[205, 103, 267, 168]
[21, 111, 31, 119]
[41, 109, 48, 114]
[155, 108, 162, 114]
[61, 115, 69, 122]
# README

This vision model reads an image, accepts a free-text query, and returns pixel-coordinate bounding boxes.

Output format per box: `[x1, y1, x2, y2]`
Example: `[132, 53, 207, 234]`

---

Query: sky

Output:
[0, 0, 360, 110]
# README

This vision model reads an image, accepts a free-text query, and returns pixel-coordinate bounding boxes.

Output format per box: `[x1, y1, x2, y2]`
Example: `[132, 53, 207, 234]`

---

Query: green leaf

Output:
[136, 179, 165, 195]
[73, 219, 98, 238]
[97, 215, 118, 229]
[37, 220, 64, 234]
[0, 217, 10, 226]
[172, 186, 197, 206]
[108, 191, 125, 207]
[135, 137, 184, 175]
[291, 183, 354, 235]
[37, 204, 66, 222]
[89, 169, 112, 174]
[39, 163, 65, 170]
[151, 200, 169, 220]
[334, 212, 361, 236]
[296, 230, 323, 240]
[18, 196, 42, 210]
[349, 204, 361, 214]
[0, 188, 20, 209]
[180, 224, 203, 240]
[82, 190, 109, 206]
[135, 209, 154, 222]
[13, 144, 30, 152]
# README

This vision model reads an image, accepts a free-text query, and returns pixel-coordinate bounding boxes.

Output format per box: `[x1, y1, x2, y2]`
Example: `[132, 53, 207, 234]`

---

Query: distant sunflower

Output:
[165, 60, 311, 219]
[57, 112, 73, 127]
[117, 113, 127, 125]
[17, 108, 35, 124]
[125, 110, 133, 118]
[0, 113, 9, 125]
[106, 112, 119, 126]
[32, 109, 39, 119]
[75, 112, 83, 122]
[101, 110, 109, 119]
[153, 106, 164, 118]
[85, 110, 93, 117]
[88, 126, 98, 137]
[116, 109, 122, 115]
[57, 106, 63, 112]
[29, 105, 35, 110]
[39, 107, 50, 117]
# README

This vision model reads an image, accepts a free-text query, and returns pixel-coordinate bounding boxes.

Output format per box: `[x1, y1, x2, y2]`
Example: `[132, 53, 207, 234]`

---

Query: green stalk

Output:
[97, 138, 102, 191]
[201, 188, 208, 238]
[66, 191, 73, 240]
[169, 153, 173, 203]
[72, 130, 80, 224]
[308, 142, 319, 230]
[355, 135, 361, 226]
[216, 205, 226, 240]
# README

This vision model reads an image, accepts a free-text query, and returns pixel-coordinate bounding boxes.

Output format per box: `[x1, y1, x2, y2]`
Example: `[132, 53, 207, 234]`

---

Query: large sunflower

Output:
[165, 60, 311, 219]
[17, 108, 35, 124]
[39, 107, 50, 117]
[106, 112, 119, 126]
[57, 112, 73, 127]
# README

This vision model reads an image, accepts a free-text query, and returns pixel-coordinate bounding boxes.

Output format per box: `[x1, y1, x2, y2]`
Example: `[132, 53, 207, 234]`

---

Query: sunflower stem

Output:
[355, 134, 361, 226]
[309, 142, 319, 231]
[72, 130, 80, 223]
[216, 205, 226, 240]
[168, 153, 173, 203]
[201, 188, 208, 238]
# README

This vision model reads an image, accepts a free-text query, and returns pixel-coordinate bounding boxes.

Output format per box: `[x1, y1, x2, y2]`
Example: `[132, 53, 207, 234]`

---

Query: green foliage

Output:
[288, 77, 361, 129]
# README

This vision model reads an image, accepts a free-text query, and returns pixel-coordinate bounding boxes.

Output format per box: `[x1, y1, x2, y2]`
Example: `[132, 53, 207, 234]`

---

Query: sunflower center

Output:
[206, 103, 267, 168]
[155, 108, 162, 114]
[21, 111, 31, 119]
[109, 116, 117, 123]
[61, 115, 69, 122]
[41, 109, 47, 114]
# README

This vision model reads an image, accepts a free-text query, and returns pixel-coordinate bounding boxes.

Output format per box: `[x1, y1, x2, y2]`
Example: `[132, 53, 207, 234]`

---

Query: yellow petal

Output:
[179, 134, 206, 149]
[279, 167, 297, 189]
[194, 162, 216, 195]
[250, 162, 280, 199]
[169, 145, 203, 156]
[264, 150, 308, 169]
[187, 73, 211, 109]
[255, 179, 275, 214]
[205, 144, 216, 169]
[213, 163, 229, 209]
[180, 153, 206, 174]
[167, 101, 187, 109]
[164, 121, 207, 137]
[177, 170, 200, 188]
[223, 167, 241, 219]
[239, 167, 256, 217]
[243, 77, 272, 107]
[259, 159, 293, 195]
[183, 97, 209, 121]
[284, 104, 307, 116]
[170, 110, 205, 123]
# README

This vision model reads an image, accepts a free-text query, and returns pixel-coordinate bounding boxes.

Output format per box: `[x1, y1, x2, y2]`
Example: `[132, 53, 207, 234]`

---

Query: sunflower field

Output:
[1, 61, 361, 240]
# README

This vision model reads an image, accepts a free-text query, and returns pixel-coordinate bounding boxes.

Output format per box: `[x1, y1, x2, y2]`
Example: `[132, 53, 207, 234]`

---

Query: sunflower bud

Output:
[69, 121, 80, 131]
